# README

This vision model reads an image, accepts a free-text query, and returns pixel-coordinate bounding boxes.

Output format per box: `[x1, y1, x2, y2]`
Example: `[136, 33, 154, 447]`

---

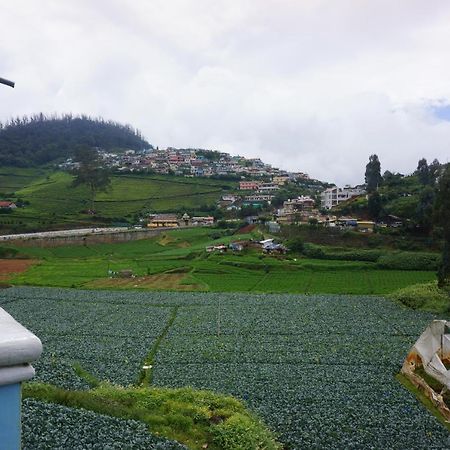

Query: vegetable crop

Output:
[1, 287, 450, 448]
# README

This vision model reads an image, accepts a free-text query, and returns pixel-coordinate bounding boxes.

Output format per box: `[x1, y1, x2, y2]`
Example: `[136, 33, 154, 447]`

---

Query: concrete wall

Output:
[7, 227, 186, 248]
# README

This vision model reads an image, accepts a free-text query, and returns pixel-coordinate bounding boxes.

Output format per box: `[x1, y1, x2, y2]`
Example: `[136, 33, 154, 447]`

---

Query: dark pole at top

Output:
[0, 77, 15, 88]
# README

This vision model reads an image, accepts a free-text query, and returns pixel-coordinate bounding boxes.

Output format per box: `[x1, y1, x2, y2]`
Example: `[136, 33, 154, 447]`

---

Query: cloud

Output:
[1, 1, 450, 184]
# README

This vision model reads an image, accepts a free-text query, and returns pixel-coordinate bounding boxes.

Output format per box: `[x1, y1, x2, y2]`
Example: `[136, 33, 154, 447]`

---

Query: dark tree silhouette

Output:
[433, 165, 450, 288]
[367, 191, 382, 220]
[429, 158, 441, 185]
[365, 154, 382, 193]
[416, 158, 430, 185]
[0, 113, 151, 167]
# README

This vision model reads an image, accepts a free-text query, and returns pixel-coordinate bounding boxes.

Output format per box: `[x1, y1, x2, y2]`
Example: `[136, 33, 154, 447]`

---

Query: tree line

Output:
[365, 154, 450, 288]
[0, 113, 151, 167]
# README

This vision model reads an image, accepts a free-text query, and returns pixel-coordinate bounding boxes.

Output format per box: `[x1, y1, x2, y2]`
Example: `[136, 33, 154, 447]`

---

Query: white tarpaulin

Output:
[406, 320, 450, 389]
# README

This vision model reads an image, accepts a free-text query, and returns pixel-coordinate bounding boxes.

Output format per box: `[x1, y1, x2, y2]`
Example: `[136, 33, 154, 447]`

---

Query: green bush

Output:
[211, 413, 280, 450]
[302, 243, 325, 259]
[377, 252, 439, 271]
[302, 244, 381, 262]
[323, 249, 383, 262]
[0, 246, 18, 257]
[389, 281, 450, 312]
[287, 237, 304, 253]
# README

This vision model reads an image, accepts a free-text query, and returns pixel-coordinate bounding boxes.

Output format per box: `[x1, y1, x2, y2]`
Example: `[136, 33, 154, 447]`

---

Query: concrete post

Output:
[0, 308, 42, 450]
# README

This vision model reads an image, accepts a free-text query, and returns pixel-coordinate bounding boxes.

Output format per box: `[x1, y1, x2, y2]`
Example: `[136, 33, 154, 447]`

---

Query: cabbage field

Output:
[23, 399, 185, 450]
[1, 287, 450, 449]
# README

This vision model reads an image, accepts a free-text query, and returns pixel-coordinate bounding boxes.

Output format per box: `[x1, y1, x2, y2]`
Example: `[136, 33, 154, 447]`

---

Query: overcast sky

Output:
[1, 1, 450, 184]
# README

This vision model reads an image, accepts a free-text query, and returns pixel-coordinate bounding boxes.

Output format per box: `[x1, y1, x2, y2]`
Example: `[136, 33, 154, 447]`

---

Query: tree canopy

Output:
[433, 164, 450, 288]
[365, 154, 382, 193]
[0, 113, 152, 167]
[416, 158, 430, 185]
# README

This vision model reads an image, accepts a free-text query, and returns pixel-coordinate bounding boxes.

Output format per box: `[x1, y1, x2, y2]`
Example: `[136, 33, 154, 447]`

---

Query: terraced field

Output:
[5, 227, 435, 293]
[0, 170, 235, 231]
[0, 167, 50, 193]
[1, 287, 449, 449]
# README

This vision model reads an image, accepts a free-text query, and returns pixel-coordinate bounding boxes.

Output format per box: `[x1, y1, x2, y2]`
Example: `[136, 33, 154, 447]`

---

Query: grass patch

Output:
[389, 281, 450, 313]
[23, 382, 281, 450]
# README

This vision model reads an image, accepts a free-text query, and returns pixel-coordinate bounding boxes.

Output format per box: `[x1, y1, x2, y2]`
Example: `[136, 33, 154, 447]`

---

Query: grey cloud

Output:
[1, 1, 450, 184]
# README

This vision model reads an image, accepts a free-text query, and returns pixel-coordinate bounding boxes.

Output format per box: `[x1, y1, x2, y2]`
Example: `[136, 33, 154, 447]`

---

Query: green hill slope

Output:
[0, 171, 235, 232]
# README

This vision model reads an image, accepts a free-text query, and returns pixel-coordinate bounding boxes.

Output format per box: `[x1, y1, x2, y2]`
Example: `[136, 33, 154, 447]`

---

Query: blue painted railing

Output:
[0, 308, 42, 450]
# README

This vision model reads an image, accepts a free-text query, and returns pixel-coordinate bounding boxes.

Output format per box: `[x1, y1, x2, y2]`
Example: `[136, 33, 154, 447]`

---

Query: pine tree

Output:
[433, 165, 450, 288]
[365, 155, 382, 193]
[416, 158, 430, 185]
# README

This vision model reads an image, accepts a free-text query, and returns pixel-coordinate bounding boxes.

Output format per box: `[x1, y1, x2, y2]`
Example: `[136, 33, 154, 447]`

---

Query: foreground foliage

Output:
[24, 383, 279, 450]
[2, 287, 450, 448]
[389, 281, 450, 313]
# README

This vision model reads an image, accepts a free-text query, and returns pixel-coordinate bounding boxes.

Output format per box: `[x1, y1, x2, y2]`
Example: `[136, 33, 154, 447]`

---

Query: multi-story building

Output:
[283, 196, 315, 212]
[244, 194, 274, 202]
[272, 175, 290, 186]
[257, 183, 280, 193]
[239, 181, 262, 190]
[320, 186, 366, 210]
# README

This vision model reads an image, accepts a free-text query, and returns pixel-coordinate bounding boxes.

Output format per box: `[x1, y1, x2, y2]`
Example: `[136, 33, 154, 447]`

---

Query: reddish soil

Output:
[236, 224, 256, 234]
[0, 259, 37, 281]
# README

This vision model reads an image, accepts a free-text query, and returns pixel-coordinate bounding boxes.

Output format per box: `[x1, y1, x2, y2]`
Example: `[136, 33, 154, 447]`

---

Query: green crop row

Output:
[1, 288, 450, 448]
[23, 399, 184, 450]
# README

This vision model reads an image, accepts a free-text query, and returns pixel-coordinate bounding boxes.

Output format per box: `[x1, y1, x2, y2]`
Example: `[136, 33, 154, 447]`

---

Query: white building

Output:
[320, 186, 366, 210]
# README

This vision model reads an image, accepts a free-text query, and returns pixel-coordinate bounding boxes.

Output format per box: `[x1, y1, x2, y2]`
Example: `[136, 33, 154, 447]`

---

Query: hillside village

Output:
[3, 140, 439, 237]
[61, 147, 310, 179]
[60, 147, 382, 230]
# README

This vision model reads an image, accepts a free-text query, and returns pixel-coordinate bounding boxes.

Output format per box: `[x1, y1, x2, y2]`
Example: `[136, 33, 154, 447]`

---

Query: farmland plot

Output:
[1, 289, 174, 388]
[1, 288, 450, 448]
[23, 399, 185, 450]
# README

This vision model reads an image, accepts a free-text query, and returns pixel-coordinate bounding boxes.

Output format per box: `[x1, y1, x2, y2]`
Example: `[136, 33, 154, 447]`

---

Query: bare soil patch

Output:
[0, 259, 38, 281]
[87, 273, 201, 291]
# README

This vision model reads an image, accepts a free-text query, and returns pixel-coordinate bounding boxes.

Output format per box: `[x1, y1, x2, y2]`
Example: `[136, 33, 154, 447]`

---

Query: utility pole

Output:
[0, 77, 15, 88]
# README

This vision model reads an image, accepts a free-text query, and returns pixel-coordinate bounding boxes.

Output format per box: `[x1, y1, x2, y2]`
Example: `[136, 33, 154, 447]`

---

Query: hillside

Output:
[0, 114, 151, 167]
[0, 170, 235, 232]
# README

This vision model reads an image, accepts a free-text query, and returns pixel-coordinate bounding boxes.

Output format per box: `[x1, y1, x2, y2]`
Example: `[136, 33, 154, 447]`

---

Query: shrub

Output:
[211, 413, 280, 450]
[377, 252, 439, 271]
[389, 281, 450, 312]
[0, 246, 18, 258]
[302, 243, 325, 259]
[287, 238, 304, 254]
[323, 249, 383, 262]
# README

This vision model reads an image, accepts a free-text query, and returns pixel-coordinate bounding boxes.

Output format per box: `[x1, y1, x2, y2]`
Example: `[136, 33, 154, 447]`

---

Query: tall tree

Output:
[72, 145, 111, 213]
[367, 191, 382, 220]
[416, 158, 430, 185]
[433, 165, 450, 288]
[365, 154, 382, 193]
[429, 158, 441, 185]
[415, 186, 435, 234]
